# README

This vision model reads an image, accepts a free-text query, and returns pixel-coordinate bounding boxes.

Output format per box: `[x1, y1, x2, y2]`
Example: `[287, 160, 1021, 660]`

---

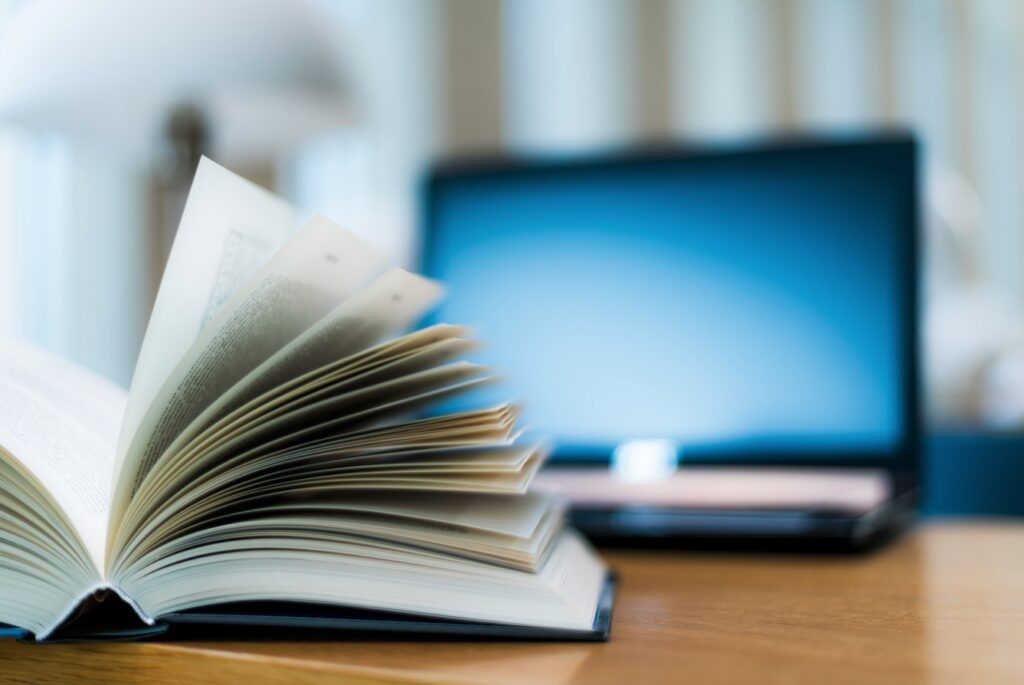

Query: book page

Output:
[158, 267, 443, 465]
[247, 490, 556, 539]
[0, 339, 127, 574]
[109, 214, 389, 545]
[114, 157, 298, 503]
[124, 529, 606, 633]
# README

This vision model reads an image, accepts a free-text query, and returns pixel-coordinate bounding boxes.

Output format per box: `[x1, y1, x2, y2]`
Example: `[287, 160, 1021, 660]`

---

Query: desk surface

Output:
[4, 521, 1022, 685]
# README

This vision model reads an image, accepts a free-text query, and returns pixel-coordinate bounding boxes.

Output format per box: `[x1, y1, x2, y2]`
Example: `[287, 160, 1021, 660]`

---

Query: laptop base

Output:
[537, 467, 918, 551]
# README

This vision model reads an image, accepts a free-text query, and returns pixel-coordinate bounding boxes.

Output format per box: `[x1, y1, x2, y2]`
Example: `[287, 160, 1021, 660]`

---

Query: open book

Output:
[0, 159, 612, 642]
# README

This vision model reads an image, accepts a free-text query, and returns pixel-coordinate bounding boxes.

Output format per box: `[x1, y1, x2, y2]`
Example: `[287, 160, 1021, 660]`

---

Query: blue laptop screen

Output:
[424, 141, 914, 461]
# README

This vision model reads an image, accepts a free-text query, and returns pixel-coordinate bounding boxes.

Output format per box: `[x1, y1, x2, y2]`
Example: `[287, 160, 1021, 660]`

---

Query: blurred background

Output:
[0, 0, 1021, 512]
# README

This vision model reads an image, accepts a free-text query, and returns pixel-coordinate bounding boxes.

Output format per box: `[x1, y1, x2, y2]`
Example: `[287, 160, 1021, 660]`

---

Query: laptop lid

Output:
[421, 134, 920, 487]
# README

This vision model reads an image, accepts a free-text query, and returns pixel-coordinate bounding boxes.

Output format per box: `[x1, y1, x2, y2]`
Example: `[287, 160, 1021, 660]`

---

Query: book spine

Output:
[34, 583, 154, 642]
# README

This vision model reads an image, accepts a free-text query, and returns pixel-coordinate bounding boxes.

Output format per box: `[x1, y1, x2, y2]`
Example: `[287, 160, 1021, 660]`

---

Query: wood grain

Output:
[2, 521, 1022, 684]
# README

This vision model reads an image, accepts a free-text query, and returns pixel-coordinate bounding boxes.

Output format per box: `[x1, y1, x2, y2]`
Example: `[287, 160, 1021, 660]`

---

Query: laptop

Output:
[421, 134, 920, 548]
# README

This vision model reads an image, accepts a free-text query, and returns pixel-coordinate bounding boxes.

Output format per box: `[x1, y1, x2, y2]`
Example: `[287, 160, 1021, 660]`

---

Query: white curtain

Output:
[0, 130, 148, 386]
[282, 0, 443, 269]
[4, 0, 1023, 413]
[0, 0, 148, 386]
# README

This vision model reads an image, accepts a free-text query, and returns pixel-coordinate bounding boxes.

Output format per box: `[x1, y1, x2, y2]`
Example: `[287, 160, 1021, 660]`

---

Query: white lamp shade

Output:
[0, 0, 351, 163]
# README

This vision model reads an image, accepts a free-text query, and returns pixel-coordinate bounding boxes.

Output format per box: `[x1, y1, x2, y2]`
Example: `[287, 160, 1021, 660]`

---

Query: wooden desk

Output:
[3, 521, 1022, 684]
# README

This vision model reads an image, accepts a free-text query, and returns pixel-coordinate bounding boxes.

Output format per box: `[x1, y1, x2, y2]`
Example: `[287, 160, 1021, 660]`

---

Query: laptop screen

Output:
[423, 138, 916, 464]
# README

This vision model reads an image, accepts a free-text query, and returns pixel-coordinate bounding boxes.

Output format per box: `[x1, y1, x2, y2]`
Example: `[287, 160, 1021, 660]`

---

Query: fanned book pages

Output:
[0, 159, 614, 642]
